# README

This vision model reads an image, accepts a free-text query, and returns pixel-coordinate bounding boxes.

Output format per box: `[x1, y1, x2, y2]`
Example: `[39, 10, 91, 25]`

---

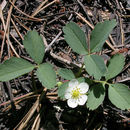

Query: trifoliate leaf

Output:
[63, 22, 88, 55]
[90, 20, 116, 52]
[105, 54, 125, 80]
[58, 68, 75, 80]
[84, 55, 107, 79]
[58, 82, 69, 99]
[108, 83, 130, 110]
[87, 84, 105, 110]
[0, 57, 35, 81]
[23, 30, 45, 64]
[36, 63, 56, 89]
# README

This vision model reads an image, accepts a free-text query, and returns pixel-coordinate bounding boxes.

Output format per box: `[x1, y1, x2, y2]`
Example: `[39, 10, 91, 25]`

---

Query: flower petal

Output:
[68, 79, 79, 91]
[77, 95, 88, 105]
[67, 98, 78, 108]
[64, 92, 71, 99]
[78, 82, 89, 94]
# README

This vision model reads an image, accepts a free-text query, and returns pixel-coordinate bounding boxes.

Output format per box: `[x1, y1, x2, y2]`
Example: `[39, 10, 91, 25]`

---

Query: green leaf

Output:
[108, 83, 130, 110]
[77, 77, 93, 85]
[87, 84, 105, 110]
[84, 55, 107, 79]
[63, 22, 88, 55]
[77, 77, 85, 83]
[105, 54, 125, 80]
[58, 81, 69, 99]
[58, 68, 75, 80]
[23, 30, 45, 64]
[0, 57, 35, 81]
[90, 20, 116, 52]
[36, 63, 56, 89]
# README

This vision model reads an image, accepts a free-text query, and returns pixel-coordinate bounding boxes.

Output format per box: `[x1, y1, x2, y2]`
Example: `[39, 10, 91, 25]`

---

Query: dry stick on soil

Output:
[9, 0, 43, 22]
[125, 8, 130, 11]
[12, 15, 43, 22]
[42, 35, 48, 47]
[31, 113, 41, 130]
[45, 31, 62, 52]
[11, 18, 24, 40]
[31, 104, 46, 130]
[1, 90, 48, 113]
[0, 7, 6, 29]
[109, 34, 116, 46]
[47, 14, 66, 25]
[7, 34, 11, 58]
[15, 97, 40, 130]
[6, 81, 16, 110]
[118, 77, 130, 83]
[50, 50, 71, 64]
[31, 0, 48, 17]
[50, 50, 82, 67]
[10, 33, 24, 48]
[0, 0, 16, 59]
[122, 14, 130, 18]
[46, 92, 57, 96]
[0, 83, 7, 108]
[42, 32, 81, 67]
[45, 28, 73, 63]
[16, 89, 47, 130]
[0, 7, 6, 58]
[0, 0, 7, 10]
[106, 0, 112, 6]
[35, 116, 41, 130]
[43, 30, 82, 67]
[118, 12, 124, 45]
[0, 0, 20, 58]
[119, 2, 126, 13]
[75, 12, 117, 51]
[42, 29, 72, 64]
[46, 96, 58, 100]
[6, 31, 20, 57]
[12, 15, 30, 31]
[35, 117, 41, 130]
[34, 0, 60, 17]
[0, 91, 38, 107]
[2, 95, 39, 112]
[115, 0, 122, 13]
[76, 0, 93, 25]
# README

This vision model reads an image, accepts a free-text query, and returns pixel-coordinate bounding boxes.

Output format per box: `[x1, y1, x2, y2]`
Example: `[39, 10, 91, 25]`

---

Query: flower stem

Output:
[93, 80, 109, 86]
[31, 70, 37, 92]
[76, 63, 84, 77]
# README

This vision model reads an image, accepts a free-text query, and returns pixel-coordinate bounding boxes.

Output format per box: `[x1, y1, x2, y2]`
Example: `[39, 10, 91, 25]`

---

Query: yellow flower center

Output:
[72, 88, 81, 99]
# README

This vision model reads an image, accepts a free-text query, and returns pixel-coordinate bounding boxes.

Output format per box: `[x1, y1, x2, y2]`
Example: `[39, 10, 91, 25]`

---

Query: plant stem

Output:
[31, 70, 37, 92]
[76, 63, 84, 77]
[93, 80, 109, 86]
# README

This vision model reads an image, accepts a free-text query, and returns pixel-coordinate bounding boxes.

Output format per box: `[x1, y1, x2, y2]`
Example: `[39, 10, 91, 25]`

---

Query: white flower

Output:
[64, 79, 89, 108]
